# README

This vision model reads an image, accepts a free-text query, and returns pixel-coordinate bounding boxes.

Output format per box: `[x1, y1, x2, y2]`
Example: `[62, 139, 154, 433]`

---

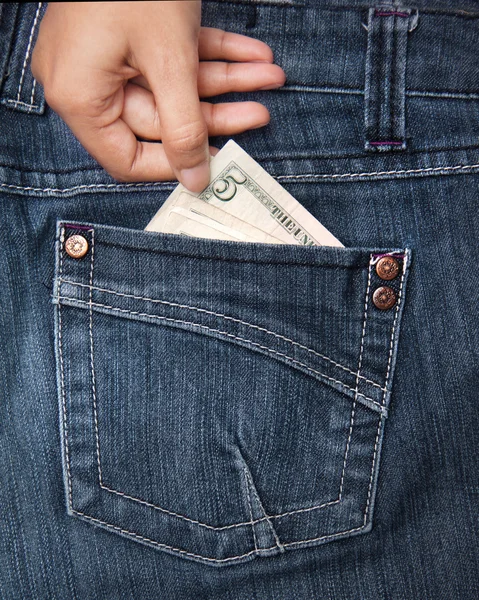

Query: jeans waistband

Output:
[1, 1, 478, 120]
[210, 0, 479, 15]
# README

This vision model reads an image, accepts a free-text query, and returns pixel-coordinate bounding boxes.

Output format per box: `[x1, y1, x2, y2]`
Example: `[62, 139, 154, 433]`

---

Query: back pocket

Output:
[53, 220, 411, 566]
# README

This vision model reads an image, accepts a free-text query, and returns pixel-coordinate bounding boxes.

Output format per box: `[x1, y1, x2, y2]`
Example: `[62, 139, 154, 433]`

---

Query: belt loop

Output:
[0, 3, 20, 91]
[0, 2, 46, 115]
[364, 5, 419, 151]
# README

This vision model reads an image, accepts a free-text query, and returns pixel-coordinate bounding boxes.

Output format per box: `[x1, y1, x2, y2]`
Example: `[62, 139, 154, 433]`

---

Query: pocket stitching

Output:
[338, 253, 373, 500]
[58, 277, 386, 392]
[61, 295, 386, 413]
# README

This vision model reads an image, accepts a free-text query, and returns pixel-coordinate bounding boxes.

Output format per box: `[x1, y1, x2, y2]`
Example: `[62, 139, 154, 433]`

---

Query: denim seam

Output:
[58, 295, 386, 413]
[382, 248, 409, 402]
[12, 2, 42, 110]
[338, 254, 373, 500]
[244, 470, 258, 554]
[3, 161, 479, 197]
[282, 85, 479, 99]
[244, 468, 283, 550]
[58, 228, 74, 513]
[70, 506, 372, 563]
[4, 98, 39, 109]
[88, 229, 104, 491]
[362, 248, 408, 527]
[274, 163, 479, 180]
[59, 278, 386, 392]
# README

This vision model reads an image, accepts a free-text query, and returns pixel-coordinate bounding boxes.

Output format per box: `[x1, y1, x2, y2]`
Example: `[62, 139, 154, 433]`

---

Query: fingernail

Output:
[258, 82, 284, 91]
[180, 162, 210, 193]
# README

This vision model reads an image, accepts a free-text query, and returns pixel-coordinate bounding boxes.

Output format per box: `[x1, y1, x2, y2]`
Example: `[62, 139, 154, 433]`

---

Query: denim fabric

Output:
[1, 1, 478, 598]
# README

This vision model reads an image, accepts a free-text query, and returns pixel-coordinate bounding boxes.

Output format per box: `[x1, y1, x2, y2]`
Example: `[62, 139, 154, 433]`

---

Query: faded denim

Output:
[1, 1, 478, 599]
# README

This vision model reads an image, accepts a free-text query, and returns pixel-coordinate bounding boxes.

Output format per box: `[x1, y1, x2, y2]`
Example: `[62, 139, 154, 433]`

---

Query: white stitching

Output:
[58, 228, 73, 510]
[4, 99, 39, 109]
[71, 508, 277, 564]
[2, 164, 479, 196]
[270, 498, 340, 520]
[244, 469, 283, 551]
[100, 482, 341, 528]
[88, 230, 103, 486]
[245, 470, 258, 555]
[81, 283, 386, 529]
[274, 163, 479, 180]
[281, 524, 366, 548]
[363, 250, 408, 526]
[0, 182, 176, 194]
[72, 506, 370, 561]
[58, 295, 387, 413]
[339, 255, 373, 500]
[16, 3, 42, 103]
[59, 278, 386, 392]
[382, 249, 409, 403]
[99, 483, 266, 530]
[29, 80, 37, 111]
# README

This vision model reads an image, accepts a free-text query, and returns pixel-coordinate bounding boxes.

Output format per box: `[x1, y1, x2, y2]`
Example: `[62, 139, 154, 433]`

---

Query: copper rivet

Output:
[375, 256, 400, 281]
[372, 286, 397, 310]
[65, 234, 89, 259]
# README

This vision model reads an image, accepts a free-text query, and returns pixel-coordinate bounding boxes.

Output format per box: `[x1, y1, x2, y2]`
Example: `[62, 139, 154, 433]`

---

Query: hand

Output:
[31, 1, 285, 192]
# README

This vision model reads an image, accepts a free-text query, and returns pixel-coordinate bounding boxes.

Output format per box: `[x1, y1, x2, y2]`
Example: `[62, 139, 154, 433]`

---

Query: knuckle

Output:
[165, 121, 207, 156]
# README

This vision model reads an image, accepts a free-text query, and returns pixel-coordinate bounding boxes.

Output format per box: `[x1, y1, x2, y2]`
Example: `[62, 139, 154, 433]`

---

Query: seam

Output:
[270, 497, 340, 520]
[71, 507, 369, 563]
[29, 79, 37, 110]
[382, 249, 408, 404]
[71, 508, 277, 563]
[3, 163, 479, 197]
[4, 99, 39, 109]
[338, 254, 372, 500]
[281, 524, 367, 548]
[88, 230, 103, 487]
[59, 278, 386, 392]
[58, 228, 73, 510]
[99, 483, 267, 530]
[362, 249, 408, 526]
[244, 469, 283, 551]
[15, 2, 42, 103]
[60, 240, 367, 268]
[245, 470, 258, 554]
[281, 85, 479, 100]
[98, 483, 343, 529]
[58, 295, 387, 413]
[0, 182, 177, 194]
[274, 163, 479, 180]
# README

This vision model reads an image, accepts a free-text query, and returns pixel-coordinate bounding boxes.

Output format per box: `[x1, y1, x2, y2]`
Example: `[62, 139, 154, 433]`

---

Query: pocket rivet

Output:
[372, 286, 396, 310]
[375, 256, 400, 280]
[65, 234, 89, 259]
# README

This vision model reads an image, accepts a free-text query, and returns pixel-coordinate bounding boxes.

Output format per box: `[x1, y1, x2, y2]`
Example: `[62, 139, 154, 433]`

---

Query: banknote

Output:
[146, 140, 343, 247]
[152, 192, 284, 244]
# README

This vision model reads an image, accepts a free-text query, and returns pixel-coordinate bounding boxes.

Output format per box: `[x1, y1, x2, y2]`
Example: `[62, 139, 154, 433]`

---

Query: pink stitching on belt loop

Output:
[375, 10, 409, 17]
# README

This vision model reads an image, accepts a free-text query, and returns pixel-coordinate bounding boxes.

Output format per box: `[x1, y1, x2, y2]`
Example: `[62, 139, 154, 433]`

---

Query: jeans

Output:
[1, 1, 478, 598]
